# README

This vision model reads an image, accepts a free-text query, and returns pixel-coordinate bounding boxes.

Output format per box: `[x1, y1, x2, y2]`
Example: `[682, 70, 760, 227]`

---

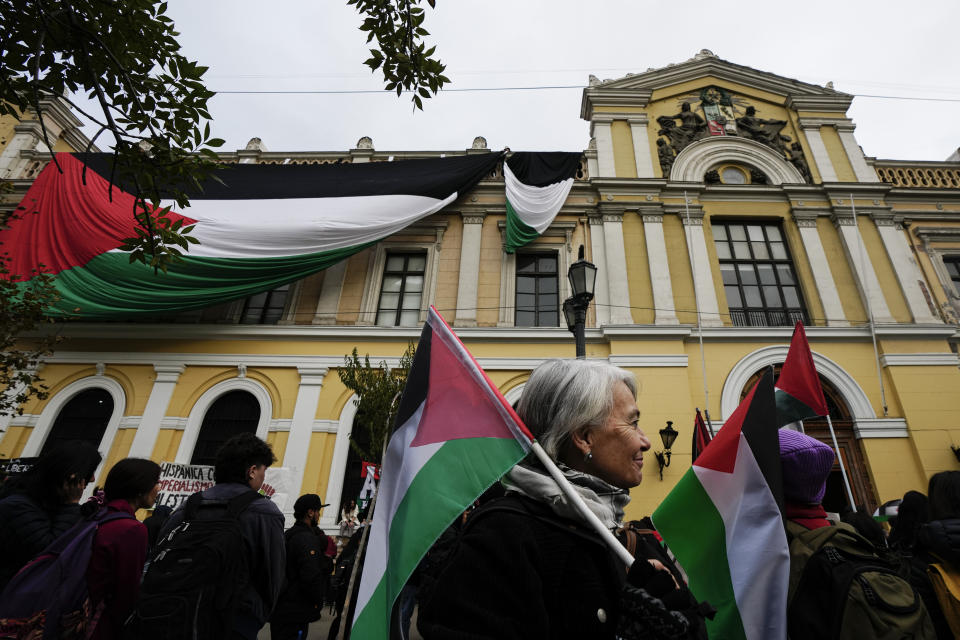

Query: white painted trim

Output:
[879, 353, 960, 367]
[836, 128, 877, 183]
[683, 220, 724, 326]
[128, 364, 184, 458]
[853, 418, 908, 439]
[455, 214, 484, 327]
[159, 416, 188, 430]
[503, 383, 526, 406]
[834, 220, 896, 324]
[642, 215, 679, 325]
[318, 394, 358, 530]
[498, 241, 572, 327]
[282, 367, 328, 524]
[175, 377, 274, 464]
[799, 125, 837, 182]
[608, 355, 688, 367]
[670, 136, 805, 185]
[602, 214, 633, 324]
[795, 222, 849, 326]
[874, 222, 940, 324]
[312, 419, 339, 433]
[312, 259, 347, 325]
[588, 217, 611, 326]
[629, 119, 655, 178]
[21, 375, 127, 490]
[721, 345, 874, 421]
[9, 414, 40, 428]
[358, 241, 440, 327]
[592, 120, 616, 177]
[268, 418, 293, 432]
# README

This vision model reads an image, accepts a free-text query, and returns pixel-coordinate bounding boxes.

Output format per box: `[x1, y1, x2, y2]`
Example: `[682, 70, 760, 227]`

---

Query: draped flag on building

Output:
[351, 306, 533, 639]
[1, 152, 502, 319]
[503, 152, 582, 253]
[691, 408, 712, 463]
[653, 368, 789, 640]
[776, 321, 829, 427]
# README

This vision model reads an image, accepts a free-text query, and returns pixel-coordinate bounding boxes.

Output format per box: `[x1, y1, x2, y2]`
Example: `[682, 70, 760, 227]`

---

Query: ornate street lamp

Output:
[562, 245, 597, 359]
[655, 421, 679, 481]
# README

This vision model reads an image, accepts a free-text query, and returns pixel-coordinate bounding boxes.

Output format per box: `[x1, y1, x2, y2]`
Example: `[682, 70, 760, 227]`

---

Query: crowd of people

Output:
[0, 358, 958, 639]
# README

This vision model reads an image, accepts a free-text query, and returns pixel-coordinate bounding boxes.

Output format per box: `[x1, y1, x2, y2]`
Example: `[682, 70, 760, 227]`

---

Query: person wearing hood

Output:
[914, 471, 960, 638]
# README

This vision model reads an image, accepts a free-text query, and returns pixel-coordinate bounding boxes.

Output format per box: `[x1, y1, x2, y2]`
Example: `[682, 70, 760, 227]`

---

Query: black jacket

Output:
[913, 518, 960, 639]
[0, 493, 82, 589]
[418, 494, 630, 639]
[272, 521, 334, 623]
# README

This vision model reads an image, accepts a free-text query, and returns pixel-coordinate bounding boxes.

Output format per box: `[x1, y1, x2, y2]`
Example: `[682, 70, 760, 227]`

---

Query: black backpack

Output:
[123, 490, 262, 640]
[786, 520, 935, 639]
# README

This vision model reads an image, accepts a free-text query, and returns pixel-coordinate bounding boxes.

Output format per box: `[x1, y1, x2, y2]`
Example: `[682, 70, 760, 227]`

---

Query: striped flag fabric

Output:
[1, 152, 502, 319]
[351, 306, 533, 639]
[503, 152, 582, 253]
[653, 368, 789, 640]
[776, 322, 829, 427]
[691, 408, 712, 463]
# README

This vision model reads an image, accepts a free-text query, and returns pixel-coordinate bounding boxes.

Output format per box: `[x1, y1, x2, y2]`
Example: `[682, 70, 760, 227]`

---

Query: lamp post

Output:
[654, 420, 679, 481]
[562, 245, 597, 359]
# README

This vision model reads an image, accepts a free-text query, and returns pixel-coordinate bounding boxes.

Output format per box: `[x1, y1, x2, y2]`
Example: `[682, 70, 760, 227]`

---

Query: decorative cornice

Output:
[462, 214, 486, 225]
[312, 419, 339, 433]
[853, 418, 909, 439]
[879, 352, 960, 367]
[786, 95, 855, 112]
[792, 212, 819, 228]
[297, 366, 329, 385]
[830, 213, 858, 227]
[641, 213, 664, 224]
[797, 116, 854, 129]
[607, 354, 688, 367]
[602, 213, 624, 223]
[153, 364, 185, 383]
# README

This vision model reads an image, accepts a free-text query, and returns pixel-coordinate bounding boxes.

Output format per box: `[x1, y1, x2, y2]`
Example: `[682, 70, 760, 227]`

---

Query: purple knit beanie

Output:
[779, 428, 835, 504]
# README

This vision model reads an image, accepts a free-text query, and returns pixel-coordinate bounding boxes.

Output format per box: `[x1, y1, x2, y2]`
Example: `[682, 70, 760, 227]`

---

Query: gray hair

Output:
[516, 359, 637, 460]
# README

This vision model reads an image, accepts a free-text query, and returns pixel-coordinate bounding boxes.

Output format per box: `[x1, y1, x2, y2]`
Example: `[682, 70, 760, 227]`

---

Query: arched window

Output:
[41, 388, 113, 454]
[742, 367, 877, 513]
[191, 390, 260, 466]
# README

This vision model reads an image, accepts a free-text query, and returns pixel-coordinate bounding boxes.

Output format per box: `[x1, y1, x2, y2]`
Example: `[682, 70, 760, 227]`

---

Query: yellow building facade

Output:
[3, 52, 960, 527]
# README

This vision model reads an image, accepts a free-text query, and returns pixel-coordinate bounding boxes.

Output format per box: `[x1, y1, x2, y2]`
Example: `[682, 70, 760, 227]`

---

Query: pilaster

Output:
[587, 215, 611, 325]
[312, 259, 348, 325]
[591, 116, 617, 177]
[628, 116, 655, 179]
[455, 211, 486, 327]
[640, 208, 679, 324]
[791, 210, 848, 326]
[128, 365, 185, 458]
[870, 212, 940, 323]
[798, 120, 837, 183]
[835, 122, 877, 183]
[831, 211, 895, 323]
[283, 367, 328, 525]
[674, 207, 723, 326]
[600, 206, 633, 324]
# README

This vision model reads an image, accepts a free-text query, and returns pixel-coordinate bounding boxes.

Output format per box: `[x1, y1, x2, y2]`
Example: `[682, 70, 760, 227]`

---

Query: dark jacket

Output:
[272, 521, 334, 624]
[158, 482, 285, 639]
[0, 492, 82, 589]
[417, 494, 628, 639]
[913, 518, 960, 639]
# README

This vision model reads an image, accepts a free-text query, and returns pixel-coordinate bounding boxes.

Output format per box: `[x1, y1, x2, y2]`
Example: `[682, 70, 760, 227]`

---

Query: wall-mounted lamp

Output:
[952, 445, 960, 464]
[655, 421, 679, 481]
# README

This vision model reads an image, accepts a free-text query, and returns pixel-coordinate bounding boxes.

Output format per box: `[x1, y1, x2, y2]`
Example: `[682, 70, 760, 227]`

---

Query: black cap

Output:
[293, 493, 329, 517]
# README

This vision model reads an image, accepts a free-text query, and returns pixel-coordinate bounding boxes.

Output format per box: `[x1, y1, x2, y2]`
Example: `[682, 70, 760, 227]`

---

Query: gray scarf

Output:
[502, 460, 630, 530]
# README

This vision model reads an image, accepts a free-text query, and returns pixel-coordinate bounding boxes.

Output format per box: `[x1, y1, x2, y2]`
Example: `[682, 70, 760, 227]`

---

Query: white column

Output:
[836, 124, 877, 183]
[128, 365, 185, 458]
[588, 216, 610, 326]
[682, 211, 723, 326]
[832, 214, 895, 323]
[642, 212, 679, 324]
[455, 213, 485, 327]
[629, 116, 655, 179]
[283, 367, 328, 524]
[872, 215, 940, 323]
[792, 212, 848, 326]
[312, 259, 347, 325]
[592, 117, 616, 177]
[601, 209, 633, 324]
[799, 122, 837, 183]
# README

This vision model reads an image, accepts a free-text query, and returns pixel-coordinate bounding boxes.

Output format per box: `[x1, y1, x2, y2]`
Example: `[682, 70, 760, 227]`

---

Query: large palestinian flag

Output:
[1, 152, 502, 319]
[351, 307, 533, 639]
[503, 151, 582, 253]
[776, 321, 829, 426]
[653, 368, 789, 640]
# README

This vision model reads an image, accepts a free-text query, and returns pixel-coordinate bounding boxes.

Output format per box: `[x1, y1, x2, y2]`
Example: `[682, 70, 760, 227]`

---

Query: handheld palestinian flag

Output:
[776, 322, 829, 427]
[351, 307, 533, 639]
[1, 152, 501, 319]
[691, 408, 712, 464]
[653, 368, 789, 640]
[503, 152, 582, 253]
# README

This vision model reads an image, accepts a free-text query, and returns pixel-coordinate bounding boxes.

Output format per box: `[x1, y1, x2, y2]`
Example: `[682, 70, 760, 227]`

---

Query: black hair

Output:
[213, 432, 276, 484]
[928, 471, 960, 520]
[104, 458, 161, 502]
[841, 508, 887, 549]
[888, 490, 929, 551]
[0, 442, 102, 508]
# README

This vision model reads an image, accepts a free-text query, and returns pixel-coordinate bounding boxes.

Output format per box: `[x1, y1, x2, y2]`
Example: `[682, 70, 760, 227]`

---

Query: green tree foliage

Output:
[338, 344, 416, 463]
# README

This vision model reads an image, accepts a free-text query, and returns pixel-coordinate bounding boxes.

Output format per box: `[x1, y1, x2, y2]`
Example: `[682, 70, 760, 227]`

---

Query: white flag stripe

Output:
[503, 164, 574, 233]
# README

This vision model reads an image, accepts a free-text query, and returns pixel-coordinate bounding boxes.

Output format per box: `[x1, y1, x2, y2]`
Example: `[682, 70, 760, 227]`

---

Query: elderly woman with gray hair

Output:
[418, 359, 709, 640]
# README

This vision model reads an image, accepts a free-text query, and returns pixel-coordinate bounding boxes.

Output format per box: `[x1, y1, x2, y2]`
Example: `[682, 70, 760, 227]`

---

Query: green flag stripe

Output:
[503, 198, 540, 254]
[775, 388, 821, 425]
[17, 243, 375, 319]
[652, 469, 747, 640]
[352, 436, 526, 638]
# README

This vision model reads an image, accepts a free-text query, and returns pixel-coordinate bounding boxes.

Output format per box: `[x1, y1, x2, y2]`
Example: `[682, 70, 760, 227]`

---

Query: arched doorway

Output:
[190, 390, 260, 466]
[742, 368, 877, 513]
[41, 388, 113, 454]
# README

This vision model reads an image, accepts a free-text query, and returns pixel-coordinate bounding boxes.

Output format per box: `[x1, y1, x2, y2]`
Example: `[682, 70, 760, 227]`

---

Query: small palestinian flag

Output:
[691, 408, 712, 463]
[776, 322, 829, 427]
[351, 307, 533, 639]
[503, 152, 582, 253]
[654, 368, 789, 640]
[2, 152, 502, 319]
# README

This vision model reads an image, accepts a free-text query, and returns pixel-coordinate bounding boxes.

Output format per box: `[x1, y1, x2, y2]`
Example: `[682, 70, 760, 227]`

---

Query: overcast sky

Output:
[83, 1, 960, 161]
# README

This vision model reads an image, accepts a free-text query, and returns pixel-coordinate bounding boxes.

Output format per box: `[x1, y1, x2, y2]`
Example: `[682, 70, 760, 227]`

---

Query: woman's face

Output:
[583, 381, 650, 489]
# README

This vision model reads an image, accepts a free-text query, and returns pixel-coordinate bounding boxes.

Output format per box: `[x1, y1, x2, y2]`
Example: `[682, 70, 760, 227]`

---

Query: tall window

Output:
[376, 253, 426, 326]
[515, 252, 559, 327]
[191, 390, 260, 466]
[945, 257, 960, 294]
[713, 221, 807, 327]
[240, 284, 290, 324]
[42, 388, 113, 454]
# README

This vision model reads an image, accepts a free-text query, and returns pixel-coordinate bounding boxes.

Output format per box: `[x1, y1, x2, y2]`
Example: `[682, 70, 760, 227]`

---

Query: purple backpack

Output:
[0, 509, 134, 640]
